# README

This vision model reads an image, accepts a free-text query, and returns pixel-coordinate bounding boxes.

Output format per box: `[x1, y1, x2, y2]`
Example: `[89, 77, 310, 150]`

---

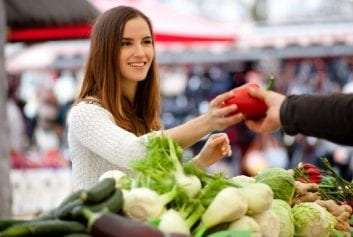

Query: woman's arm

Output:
[164, 90, 244, 149]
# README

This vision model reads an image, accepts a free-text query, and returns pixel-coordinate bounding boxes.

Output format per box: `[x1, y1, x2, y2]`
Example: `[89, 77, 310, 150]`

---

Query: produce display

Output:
[1, 134, 353, 237]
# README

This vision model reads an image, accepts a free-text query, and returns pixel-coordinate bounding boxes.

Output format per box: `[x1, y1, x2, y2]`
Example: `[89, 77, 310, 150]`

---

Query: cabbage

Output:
[271, 199, 294, 237]
[255, 168, 295, 204]
[292, 202, 336, 237]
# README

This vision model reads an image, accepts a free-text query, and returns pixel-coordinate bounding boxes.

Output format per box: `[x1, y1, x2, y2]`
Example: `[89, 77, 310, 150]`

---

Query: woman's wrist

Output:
[191, 154, 207, 169]
[199, 114, 214, 133]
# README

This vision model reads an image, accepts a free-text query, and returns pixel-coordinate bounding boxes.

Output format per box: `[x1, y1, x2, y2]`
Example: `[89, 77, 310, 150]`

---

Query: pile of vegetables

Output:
[2, 134, 353, 237]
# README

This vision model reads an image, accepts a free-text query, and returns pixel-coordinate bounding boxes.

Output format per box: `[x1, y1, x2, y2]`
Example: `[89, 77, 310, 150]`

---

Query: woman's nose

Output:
[133, 44, 145, 57]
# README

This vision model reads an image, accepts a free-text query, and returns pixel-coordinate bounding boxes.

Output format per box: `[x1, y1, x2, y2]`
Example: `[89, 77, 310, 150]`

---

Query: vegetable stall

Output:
[1, 134, 353, 237]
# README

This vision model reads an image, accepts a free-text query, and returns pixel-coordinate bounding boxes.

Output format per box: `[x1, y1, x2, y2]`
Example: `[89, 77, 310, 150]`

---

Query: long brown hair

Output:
[77, 6, 161, 135]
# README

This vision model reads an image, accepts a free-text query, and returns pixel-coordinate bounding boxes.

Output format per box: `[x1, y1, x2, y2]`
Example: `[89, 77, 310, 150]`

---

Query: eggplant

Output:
[82, 208, 188, 237]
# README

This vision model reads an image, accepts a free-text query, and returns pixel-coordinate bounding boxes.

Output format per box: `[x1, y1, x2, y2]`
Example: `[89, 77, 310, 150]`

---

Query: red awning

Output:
[5, 0, 98, 42]
[7, 24, 92, 42]
[8, 24, 236, 43]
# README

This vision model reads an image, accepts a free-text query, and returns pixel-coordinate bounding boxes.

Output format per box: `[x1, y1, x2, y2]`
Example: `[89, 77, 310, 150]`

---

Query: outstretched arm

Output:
[244, 87, 353, 146]
[165, 90, 244, 149]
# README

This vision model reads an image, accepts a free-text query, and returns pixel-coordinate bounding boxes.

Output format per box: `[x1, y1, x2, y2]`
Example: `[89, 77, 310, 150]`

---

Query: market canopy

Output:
[5, 0, 99, 42]
[5, 0, 238, 44]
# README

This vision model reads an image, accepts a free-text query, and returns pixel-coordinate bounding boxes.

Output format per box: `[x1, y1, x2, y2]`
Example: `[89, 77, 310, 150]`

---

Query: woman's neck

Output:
[122, 80, 138, 103]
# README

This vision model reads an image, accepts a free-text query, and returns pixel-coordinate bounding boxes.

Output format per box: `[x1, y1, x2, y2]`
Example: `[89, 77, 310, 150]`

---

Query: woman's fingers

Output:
[209, 133, 232, 156]
[208, 134, 227, 147]
[219, 113, 245, 126]
[210, 91, 234, 107]
[213, 104, 238, 117]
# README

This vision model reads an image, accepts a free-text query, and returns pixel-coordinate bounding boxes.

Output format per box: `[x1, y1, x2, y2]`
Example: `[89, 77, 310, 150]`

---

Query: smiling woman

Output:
[119, 17, 154, 102]
[67, 6, 244, 190]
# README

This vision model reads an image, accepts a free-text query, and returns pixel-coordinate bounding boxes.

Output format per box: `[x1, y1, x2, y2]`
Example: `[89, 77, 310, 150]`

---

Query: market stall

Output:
[1, 134, 353, 236]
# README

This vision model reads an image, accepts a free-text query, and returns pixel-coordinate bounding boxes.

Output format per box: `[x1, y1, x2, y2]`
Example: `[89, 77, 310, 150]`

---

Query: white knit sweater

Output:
[67, 101, 150, 190]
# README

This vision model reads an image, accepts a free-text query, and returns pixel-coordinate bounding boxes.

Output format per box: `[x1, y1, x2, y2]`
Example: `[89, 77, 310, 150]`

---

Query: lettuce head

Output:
[271, 199, 294, 237]
[292, 202, 336, 237]
[255, 168, 295, 204]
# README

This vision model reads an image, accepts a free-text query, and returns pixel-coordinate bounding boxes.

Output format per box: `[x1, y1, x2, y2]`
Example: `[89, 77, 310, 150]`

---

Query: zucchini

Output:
[73, 189, 123, 218]
[80, 178, 115, 203]
[0, 220, 86, 236]
[0, 220, 26, 232]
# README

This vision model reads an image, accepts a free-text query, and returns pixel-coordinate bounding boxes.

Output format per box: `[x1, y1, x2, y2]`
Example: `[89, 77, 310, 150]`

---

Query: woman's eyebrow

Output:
[122, 36, 152, 41]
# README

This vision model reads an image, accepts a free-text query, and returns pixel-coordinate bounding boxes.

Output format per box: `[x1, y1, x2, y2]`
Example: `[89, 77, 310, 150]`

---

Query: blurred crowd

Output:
[6, 70, 80, 169]
[6, 56, 353, 179]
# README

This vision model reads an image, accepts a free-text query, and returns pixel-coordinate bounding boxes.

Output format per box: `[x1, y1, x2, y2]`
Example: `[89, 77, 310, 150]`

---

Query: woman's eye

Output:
[143, 40, 152, 45]
[121, 41, 132, 46]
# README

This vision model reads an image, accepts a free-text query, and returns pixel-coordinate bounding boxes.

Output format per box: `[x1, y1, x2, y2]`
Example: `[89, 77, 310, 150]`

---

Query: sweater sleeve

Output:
[67, 103, 151, 166]
[280, 94, 353, 146]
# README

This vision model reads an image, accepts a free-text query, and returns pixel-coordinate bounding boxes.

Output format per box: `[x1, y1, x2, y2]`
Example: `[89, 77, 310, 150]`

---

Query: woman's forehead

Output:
[123, 17, 151, 38]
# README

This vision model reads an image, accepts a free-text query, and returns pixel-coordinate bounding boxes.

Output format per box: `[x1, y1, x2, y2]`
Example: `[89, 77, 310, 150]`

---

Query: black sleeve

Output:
[280, 93, 353, 146]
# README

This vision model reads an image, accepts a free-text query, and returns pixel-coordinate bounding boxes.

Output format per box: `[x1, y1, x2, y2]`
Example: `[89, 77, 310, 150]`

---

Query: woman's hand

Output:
[192, 133, 231, 169]
[205, 90, 245, 131]
[244, 87, 286, 133]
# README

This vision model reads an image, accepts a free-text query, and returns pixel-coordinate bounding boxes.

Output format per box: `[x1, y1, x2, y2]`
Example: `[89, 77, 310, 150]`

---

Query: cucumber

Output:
[88, 189, 123, 212]
[58, 189, 84, 207]
[55, 199, 83, 220]
[36, 212, 56, 221]
[80, 178, 116, 203]
[0, 220, 86, 236]
[0, 220, 26, 232]
[73, 189, 123, 218]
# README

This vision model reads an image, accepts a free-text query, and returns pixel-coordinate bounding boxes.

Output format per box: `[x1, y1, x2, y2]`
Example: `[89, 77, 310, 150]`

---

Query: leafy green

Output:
[255, 168, 295, 204]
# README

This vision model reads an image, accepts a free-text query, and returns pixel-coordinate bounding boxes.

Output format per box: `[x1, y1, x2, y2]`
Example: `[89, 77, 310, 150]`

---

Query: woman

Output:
[67, 6, 244, 189]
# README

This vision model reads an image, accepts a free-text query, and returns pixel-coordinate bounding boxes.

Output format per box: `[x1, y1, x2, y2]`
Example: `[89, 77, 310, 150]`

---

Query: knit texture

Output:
[67, 102, 150, 190]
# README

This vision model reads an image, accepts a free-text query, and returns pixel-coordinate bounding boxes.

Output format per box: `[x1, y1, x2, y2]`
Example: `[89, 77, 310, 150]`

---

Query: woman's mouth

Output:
[128, 62, 146, 68]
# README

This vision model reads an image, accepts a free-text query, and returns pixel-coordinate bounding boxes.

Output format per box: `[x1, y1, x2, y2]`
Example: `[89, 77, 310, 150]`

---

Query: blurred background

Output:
[1, 0, 353, 218]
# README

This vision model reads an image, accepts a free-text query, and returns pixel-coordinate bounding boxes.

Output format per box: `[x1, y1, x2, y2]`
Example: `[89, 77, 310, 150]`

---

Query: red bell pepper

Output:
[225, 83, 268, 119]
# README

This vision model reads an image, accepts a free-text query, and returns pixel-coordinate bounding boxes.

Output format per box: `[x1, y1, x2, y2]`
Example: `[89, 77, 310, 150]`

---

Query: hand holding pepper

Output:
[243, 87, 286, 133]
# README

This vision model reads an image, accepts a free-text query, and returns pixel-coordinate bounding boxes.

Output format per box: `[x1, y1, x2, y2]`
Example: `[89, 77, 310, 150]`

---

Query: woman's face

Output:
[119, 17, 154, 84]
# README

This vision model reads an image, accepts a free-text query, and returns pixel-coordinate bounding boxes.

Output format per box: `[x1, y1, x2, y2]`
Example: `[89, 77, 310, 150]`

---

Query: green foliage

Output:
[129, 134, 180, 194]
